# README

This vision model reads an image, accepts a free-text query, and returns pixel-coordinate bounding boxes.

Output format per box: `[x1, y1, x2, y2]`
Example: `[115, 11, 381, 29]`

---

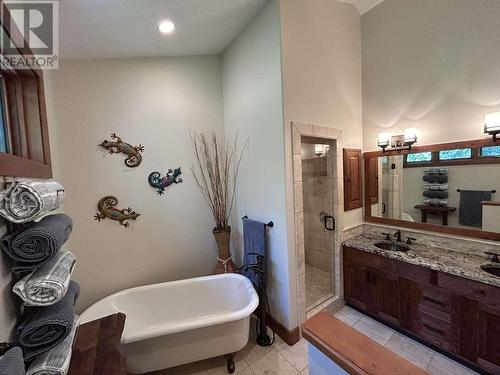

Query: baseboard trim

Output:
[267, 314, 300, 346]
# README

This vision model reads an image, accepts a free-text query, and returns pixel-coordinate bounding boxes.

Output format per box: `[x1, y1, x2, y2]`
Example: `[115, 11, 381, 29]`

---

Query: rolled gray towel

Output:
[0, 347, 25, 375]
[423, 174, 448, 183]
[423, 191, 448, 199]
[1, 214, 73, 272]
[17, 281, 79, 363]
[27, 316, 79, 375]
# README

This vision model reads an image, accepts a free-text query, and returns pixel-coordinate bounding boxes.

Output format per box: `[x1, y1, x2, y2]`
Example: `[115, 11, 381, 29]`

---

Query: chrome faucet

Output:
[394, 230, 402, 242]
[485, 251, 500, 263]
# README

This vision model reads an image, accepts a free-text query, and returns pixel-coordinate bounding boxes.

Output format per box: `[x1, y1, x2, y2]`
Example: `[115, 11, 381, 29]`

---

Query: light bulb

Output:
[159, 20, 175, 34]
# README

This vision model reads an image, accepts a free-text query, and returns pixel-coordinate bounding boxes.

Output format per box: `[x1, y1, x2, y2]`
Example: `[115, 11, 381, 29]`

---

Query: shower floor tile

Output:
[305, 264, 331, 311]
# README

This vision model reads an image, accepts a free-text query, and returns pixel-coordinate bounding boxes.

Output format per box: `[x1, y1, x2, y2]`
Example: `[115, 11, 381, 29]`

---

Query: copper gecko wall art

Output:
[94, 196, 140, 228]
[99, 133, 144, 167]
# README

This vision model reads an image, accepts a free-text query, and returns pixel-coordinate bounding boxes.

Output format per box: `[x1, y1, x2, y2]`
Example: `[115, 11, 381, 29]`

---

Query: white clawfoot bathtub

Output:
[80, 273, 259, 374]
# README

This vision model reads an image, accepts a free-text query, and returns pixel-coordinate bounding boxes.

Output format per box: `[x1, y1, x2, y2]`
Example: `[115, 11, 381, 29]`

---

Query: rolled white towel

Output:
[0, 179, 64, 223]
[13, 251, 76, 306]
[26, 316, 78, 375]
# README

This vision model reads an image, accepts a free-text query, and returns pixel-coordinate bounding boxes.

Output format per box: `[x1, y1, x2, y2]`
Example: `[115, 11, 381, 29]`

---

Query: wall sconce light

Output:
[314, 144, 324, 157]
[377, 132, 391, 151]
[377, 128, 418, 152]
[403, 128, 418, 147]
[484, 112, 500, 141]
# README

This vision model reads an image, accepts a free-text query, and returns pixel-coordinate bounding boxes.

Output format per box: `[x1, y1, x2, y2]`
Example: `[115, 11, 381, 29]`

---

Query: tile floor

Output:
[305, 264, 331, 310]
[150, 307, 480, 375]
[334, 306, 480, 375]
[152, 319, 309, 375]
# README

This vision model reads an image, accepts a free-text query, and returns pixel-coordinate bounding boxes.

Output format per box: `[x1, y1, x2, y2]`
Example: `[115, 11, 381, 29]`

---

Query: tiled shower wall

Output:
[302, 156, 331, 272]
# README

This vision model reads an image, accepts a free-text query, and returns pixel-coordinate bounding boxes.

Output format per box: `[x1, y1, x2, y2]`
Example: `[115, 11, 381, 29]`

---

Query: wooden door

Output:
[343, 148, 362, 211]
[343, 259, 369, 311]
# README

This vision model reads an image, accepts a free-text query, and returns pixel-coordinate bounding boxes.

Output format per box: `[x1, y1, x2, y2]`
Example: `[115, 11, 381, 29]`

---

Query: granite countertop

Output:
[343, 231, 500, 288]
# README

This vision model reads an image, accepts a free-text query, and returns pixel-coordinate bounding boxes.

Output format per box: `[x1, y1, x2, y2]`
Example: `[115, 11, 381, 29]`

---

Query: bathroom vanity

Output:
[343, 229, 500, 374]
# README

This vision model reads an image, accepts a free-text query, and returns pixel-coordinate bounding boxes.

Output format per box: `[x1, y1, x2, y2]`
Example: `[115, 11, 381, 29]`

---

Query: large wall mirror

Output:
[364, 139, 500, 241]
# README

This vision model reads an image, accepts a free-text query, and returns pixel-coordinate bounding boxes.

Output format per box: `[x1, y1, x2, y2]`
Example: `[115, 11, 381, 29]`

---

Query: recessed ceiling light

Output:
[159, 20, 175, 34]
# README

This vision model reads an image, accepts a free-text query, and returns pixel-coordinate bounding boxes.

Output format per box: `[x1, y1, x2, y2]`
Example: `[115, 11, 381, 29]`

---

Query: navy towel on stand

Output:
[241, 218, 266, 286]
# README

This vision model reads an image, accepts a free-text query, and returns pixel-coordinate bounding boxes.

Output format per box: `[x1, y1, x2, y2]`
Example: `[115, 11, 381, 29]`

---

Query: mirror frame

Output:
[363, 138, 500, 242]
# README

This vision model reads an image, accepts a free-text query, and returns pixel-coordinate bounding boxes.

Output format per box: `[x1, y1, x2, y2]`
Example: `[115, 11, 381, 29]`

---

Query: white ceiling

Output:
[339, 0, 385, 15]
[58, 0, 268, 59]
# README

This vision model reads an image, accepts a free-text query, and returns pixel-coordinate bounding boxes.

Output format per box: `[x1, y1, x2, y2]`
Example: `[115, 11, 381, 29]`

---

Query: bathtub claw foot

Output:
[225, 354, 235, 374]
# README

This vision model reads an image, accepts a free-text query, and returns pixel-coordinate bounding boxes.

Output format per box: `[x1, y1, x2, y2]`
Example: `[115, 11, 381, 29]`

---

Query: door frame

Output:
[291, 121, 345, 325]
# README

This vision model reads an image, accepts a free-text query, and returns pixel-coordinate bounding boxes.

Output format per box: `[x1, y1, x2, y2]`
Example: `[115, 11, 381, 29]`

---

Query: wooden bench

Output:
[302, 312, 429, 375]
[69, 313, 127, 375]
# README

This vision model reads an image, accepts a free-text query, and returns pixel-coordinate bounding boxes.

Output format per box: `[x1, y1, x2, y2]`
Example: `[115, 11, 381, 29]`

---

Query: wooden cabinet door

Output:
[343, 148, 362, 211]
[343, 258, 369, 311]
[370, 268, 400, 327]
[368, 157, 379, 204]
[477, 302, 500, 373]
[460, 297, 500, 373]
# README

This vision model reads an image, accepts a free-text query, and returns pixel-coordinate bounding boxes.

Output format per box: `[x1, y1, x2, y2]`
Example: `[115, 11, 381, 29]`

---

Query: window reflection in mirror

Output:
[371, 154, 500, 233]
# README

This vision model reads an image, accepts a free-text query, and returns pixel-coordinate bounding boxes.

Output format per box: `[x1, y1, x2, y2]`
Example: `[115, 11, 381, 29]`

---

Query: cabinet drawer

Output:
[417, 285, 452, 322]
[438, 272, 500, 306]
[343, 247, 397, 273]
[417, 311, 453, 350]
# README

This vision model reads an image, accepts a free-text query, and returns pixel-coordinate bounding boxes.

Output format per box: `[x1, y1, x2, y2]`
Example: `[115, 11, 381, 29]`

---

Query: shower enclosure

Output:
[301, 138, 336, 311]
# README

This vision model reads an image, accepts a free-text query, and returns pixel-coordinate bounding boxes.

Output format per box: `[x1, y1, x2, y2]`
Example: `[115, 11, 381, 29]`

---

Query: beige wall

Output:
[281, 0, 363, 233]
[362, 0, 500, 151]
[280, 0, 362, 328]
[222, 0, 294, 329]
[50, 56, 225, 312]
[483, 205, 500, 234]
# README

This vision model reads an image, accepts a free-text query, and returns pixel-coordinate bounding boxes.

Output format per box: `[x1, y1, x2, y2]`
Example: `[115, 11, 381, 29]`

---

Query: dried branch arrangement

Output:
[189, 130, 248, 231]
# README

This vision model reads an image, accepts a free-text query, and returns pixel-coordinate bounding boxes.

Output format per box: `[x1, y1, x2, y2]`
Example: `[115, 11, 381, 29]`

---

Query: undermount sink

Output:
[481, 264, 500, 277]
[374, 241, 410, 252]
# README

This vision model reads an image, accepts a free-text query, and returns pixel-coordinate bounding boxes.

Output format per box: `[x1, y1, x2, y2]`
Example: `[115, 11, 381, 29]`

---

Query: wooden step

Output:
[302, 312, 429, 375]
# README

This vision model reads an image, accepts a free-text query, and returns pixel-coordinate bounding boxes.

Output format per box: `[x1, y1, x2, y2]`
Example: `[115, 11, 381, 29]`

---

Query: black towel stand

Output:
[457, 189, 496, 193]
[242, 215, 274, 228]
